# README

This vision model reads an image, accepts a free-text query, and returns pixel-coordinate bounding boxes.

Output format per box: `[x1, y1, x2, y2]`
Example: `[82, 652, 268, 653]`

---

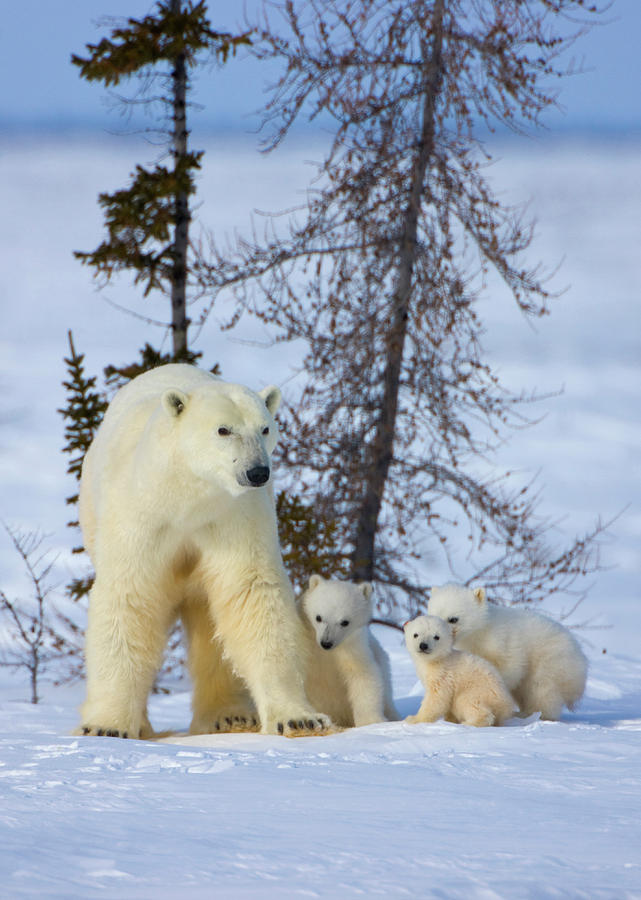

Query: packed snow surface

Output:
[1, 134, 640, 897]
[1, 637, 640, 898]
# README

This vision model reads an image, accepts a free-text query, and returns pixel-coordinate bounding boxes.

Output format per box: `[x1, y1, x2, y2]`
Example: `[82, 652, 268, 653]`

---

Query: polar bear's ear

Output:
[162, 389, 189, 417]
[359, 582, 373, 599]
[473, 587, 486, 605]
[259, 385, 281, 415]
[308, 573, 324, 591]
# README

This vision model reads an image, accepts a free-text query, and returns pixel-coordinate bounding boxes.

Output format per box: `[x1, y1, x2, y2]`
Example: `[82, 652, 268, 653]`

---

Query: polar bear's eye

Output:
[413, 633, 418, 639]
[262, 426, 269, 435]
[434, 634, 440, 640]
[448, 616, 459, 624]
[316, 615, 322, 622]
[340, 620, 349, 628]
[218, 427, 231, 436]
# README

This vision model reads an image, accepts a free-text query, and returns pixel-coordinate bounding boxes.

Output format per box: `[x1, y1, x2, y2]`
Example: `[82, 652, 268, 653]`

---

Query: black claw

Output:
[106, 729, 116, 737]
[297, 720, 304, 729]
[288, 719, 296, 730]
[306, 719, 315, 729]
[215, 721, 220, 731]
[122, 732, 128, 739]
[317, 718, 326, 728]
[225, 717, 232, 726]
[252, 718, 258, 727]
[277, 722, 284, 735]
[97, 729, 104, 736]
[82, 727, 90, 735]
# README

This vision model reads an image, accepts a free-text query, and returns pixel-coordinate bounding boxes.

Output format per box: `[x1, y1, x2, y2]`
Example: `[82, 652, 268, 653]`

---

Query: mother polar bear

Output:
[77, 364, 331, 739]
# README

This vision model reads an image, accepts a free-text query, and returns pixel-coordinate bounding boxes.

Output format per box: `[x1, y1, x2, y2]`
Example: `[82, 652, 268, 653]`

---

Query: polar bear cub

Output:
[404, 615, 516, 727]
[428, 583, 588, 720]
[298, 575, 398, 727]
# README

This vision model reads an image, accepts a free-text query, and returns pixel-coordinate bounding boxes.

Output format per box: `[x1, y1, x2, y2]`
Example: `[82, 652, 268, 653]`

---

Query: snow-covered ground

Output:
[0, 132, 640, 898]
[1, 632, 640, 899]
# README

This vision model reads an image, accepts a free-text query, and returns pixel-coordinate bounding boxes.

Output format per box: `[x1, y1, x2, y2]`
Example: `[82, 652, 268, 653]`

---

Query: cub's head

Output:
[428, 583, 488, 640]
[161, 381, 281, 497]
[301, 575, 373, 650]
[403, 614, 453, 660]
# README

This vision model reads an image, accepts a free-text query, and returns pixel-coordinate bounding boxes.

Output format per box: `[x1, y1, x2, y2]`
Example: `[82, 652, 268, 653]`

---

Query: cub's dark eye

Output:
[434, 634, 440, 640]
[218, 427, 231, 436]
[413, 633, 418, 639]
[340, 620, 350, 628]
[262, 426, 269, 435]
[316, 615, 322, 622]
[448, 617, 459, 624]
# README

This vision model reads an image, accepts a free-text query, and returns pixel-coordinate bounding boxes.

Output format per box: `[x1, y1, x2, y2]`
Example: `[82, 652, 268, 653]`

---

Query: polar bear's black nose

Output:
[419, 641, 429, 652]
[246, 466, 270, 486]
[320, 640, 334, 650]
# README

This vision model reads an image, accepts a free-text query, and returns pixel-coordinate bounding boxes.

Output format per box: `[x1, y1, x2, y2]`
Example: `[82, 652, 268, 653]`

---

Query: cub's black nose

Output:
[419, 642, 429, 652]
[320, 640, 334, 650]
[246, 466, 270, 486]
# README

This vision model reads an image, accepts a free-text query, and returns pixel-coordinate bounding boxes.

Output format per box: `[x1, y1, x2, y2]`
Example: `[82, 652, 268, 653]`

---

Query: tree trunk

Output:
[30, 653, 39, 705]
[171, 0, 190, 357]
[350, 0, 445, 582]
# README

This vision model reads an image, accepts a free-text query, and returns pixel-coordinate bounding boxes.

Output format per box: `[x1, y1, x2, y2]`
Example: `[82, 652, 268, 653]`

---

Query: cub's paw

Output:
[266, 712, 334, 738]
[462, 712, 496, 728]
[404, 714, 420, 725]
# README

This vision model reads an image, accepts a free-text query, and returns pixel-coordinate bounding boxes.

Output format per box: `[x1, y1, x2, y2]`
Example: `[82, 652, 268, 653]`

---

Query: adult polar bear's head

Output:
[161, 380, 282, 497]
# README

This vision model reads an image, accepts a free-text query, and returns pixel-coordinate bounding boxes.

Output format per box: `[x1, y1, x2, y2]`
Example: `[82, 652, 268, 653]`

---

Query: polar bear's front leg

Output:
[208, 576, 332, 737]
[181, 597, 259, 734]
[335, 640, 387, 727]
[406, 676, 451, 725]
[77, 576, 169, 739]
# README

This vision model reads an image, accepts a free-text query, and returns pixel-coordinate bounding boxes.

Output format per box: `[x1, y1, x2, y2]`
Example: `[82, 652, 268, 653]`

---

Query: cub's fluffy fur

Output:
[404, 615, 515, 727]
[298, 575, 398, 727]
[429, 583, 588, 720]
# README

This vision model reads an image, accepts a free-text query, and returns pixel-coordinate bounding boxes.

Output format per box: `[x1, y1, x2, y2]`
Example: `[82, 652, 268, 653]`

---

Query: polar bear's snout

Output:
[237, 463, 270, 488]
[245, 465, 270, 486]
[418, 641, 431, 653]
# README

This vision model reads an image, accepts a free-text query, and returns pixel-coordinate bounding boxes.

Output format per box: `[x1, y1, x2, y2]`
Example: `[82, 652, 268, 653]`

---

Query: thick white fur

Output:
[298, 575, 398, 727]
[428, 583, 588, 720]
[404, 615, 516, 727]
[77, 363, 331, 739]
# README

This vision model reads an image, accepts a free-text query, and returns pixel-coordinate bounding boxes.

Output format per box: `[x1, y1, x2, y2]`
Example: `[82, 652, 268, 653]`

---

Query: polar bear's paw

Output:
[75, 723, 137, 739]
[265, 711, 334, 737]
[75, 711, 154, 740]
[189, 709, 260, 735]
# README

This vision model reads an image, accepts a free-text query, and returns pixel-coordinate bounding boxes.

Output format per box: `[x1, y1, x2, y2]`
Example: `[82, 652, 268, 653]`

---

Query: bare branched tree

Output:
[0, 524, 82, 703]
[194, 0, 607, 615]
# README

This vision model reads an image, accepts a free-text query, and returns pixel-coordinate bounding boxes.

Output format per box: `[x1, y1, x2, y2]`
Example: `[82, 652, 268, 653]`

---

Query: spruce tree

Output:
[59, 330, 108, 599]
[71, 0, 250, 356]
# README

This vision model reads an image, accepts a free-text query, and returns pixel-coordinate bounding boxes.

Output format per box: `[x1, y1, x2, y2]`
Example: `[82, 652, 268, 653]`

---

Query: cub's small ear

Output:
[259, 385, 281, 415]
[359, 582, 373, 599]
[162, 389, 189, 417]
[473, 587, 486, 605]
[308, 573, 324, 591]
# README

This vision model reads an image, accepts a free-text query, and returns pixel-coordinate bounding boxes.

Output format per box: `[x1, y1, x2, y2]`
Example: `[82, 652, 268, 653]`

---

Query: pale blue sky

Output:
[1, 0, 639, 134]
